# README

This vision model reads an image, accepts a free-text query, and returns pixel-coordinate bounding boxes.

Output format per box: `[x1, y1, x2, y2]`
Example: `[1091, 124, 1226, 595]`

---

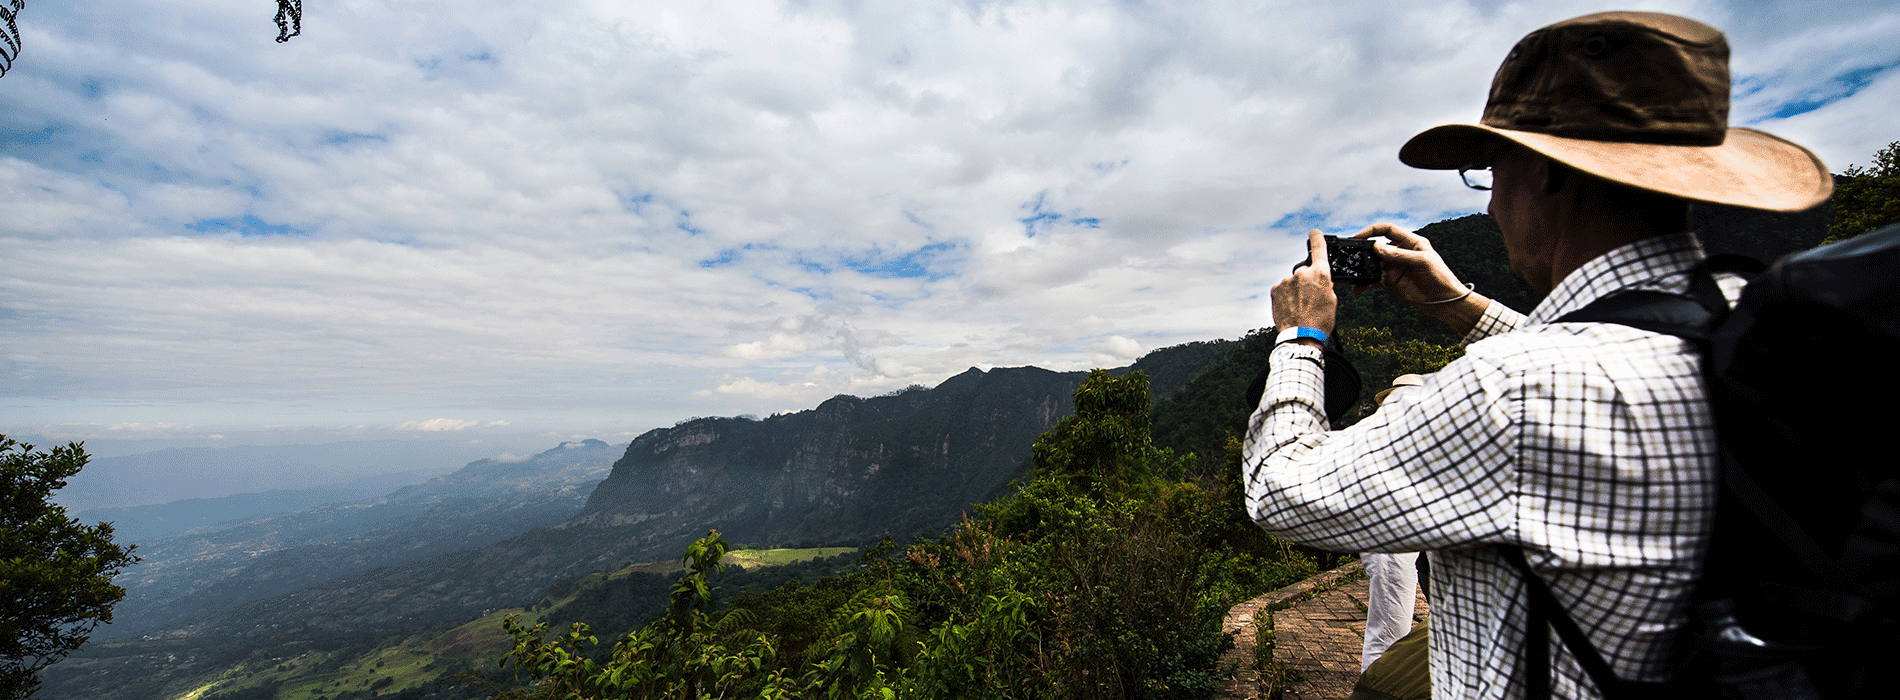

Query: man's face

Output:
[1486, 148, 1554, 294]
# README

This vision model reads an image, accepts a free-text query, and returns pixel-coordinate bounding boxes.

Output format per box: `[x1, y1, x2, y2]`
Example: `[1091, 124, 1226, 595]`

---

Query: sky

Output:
[3, 0, 1897, 450]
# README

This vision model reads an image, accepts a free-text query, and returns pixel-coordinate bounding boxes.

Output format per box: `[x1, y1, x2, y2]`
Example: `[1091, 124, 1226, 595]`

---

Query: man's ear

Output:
[1541, 156, 1570, 196]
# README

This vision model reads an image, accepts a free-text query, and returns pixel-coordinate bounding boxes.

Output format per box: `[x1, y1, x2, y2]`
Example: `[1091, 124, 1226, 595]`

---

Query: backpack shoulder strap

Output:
[1555, 290, 1711, 340]
[1554, 257, 1753, 336]
[1498, 545, 1665, 700]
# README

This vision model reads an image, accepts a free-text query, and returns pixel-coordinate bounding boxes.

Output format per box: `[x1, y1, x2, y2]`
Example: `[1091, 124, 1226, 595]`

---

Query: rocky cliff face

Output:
[577, 366, 1087, 549]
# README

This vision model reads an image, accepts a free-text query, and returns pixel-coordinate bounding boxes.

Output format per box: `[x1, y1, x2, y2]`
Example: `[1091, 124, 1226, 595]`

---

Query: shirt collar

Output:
[1526, 232, 1708, 324]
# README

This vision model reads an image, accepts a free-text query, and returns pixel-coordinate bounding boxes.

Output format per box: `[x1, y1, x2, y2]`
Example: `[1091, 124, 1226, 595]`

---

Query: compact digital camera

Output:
[1296, 235, 1382, 285]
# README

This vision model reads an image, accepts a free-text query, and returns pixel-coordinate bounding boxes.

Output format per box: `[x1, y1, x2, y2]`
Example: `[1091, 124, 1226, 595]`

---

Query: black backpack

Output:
[1503, 223, 1900, 700]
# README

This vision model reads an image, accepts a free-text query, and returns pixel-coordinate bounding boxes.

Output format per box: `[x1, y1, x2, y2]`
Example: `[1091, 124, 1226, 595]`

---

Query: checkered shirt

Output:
[1244, 232, 1744, 700]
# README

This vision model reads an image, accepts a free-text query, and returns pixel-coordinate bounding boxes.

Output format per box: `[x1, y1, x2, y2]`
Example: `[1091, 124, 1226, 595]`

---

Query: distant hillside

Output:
[98, 440, 619, 642]
[74, 472, 436, 545]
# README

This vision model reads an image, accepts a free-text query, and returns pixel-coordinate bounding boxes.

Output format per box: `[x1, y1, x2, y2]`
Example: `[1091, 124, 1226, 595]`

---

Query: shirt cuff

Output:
[1460, 298, 1524, 347]
[1265, 341, 1327, 421]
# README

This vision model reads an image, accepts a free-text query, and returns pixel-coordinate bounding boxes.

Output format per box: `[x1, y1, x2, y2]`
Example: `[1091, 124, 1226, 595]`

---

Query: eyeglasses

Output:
[1459, 167, 1493, 191]
[1458, 141, 1514, 191]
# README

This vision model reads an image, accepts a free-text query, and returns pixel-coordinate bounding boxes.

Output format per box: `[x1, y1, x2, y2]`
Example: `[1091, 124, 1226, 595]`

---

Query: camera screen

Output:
[1329, 238, 1380, 283]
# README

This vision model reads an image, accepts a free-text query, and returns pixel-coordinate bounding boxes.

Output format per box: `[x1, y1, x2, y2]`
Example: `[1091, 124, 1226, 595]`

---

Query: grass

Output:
[722, 547, 857, 570]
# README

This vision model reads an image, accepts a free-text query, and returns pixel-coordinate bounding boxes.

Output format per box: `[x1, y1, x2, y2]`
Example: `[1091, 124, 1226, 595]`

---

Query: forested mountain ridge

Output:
[577, 339, 1240, 562]
[576, 365, 1086, 553]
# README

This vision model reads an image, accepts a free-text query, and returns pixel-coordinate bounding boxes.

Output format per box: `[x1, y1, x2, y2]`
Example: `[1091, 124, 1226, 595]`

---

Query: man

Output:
[1244, 11, 1831, 700]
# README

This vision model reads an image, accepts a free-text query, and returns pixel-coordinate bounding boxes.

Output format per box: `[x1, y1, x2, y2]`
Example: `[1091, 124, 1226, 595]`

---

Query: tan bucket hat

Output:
[1373, 373, 1426, 406]
[1399, 11, 1832, 212]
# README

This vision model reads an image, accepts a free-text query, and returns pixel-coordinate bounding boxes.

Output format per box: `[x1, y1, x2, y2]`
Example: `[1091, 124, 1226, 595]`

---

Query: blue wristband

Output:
[1274, 326, 1328, 346]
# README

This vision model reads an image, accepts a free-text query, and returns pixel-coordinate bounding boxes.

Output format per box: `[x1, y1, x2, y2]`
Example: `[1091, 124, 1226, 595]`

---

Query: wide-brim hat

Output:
[1373, 373, 1426, 406]
[1399, 11, 1831, 212]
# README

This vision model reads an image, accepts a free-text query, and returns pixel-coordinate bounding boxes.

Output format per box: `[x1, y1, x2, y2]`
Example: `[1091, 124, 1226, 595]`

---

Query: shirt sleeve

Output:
[1461, 299, 1524, 346]
[1242, 341, 1521, 554]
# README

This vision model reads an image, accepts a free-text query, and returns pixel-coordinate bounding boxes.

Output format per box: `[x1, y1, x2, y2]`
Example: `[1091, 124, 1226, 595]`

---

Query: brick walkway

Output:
[1217, 560, 1429, 700]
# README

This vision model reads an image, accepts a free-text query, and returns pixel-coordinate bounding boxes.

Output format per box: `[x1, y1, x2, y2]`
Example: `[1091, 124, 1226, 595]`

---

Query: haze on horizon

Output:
[4, 0, 1896, 449]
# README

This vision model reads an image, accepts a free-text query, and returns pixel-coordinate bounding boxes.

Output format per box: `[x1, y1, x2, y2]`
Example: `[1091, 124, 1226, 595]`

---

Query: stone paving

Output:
[1217, 560, 1429, 700]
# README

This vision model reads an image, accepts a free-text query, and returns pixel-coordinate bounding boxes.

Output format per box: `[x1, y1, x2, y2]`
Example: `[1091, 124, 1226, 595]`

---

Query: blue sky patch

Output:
[844, 241, 956, 279]
[676, 211, 703, 236]
[615, 190, 655, 214]
[698, 243, 776, 269]
[1019, 191, 1101, 237]
[1272, 205, 1332, 231]
[797, 257, 832, 275]
[186, 215, 302, 237]
[323, 131, 387, 147]
[1764, 60, 1897, 120]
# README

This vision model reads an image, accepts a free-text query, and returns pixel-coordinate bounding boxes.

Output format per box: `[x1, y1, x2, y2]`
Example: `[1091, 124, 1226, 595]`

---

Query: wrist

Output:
[1275, 326, 1329, 347]
[1418, 292, 1489, 336]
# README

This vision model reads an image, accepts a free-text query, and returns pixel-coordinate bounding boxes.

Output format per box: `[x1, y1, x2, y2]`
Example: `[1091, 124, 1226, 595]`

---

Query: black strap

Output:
[1720, 448, 1835, 577]
[1499, 545, 1632, 699]
[1555, 290, 1709, 339]
[1555, 258, 1739, 329]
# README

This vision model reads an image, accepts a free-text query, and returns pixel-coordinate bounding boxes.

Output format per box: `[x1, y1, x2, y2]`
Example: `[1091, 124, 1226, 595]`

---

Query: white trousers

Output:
[1360, 551, 1420, 672]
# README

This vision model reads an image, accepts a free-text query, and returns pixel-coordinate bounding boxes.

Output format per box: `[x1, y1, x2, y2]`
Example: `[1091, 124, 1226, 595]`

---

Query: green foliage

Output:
[1, 437, 140, 700]
[1148, 329, 1279, 465]
[497, 530, 794, 700]
[1843, 141, 1900, 178]
[1340, 328, 1461, 378]
[1028, 370, 1158, 497]
[804, 586, 911, 699]
[1826, 140, 1900, 243]
[1333, 327, 1463, 427]
[490, 371, 1318, 699]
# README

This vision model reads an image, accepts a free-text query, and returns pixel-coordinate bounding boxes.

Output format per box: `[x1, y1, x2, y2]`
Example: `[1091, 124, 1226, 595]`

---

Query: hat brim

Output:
[1399, 124, 1832, 212]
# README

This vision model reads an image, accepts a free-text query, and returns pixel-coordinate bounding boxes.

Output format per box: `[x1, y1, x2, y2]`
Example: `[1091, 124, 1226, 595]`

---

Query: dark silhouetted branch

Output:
[1, 0, 23, 78]
[275, 0, 301, 43]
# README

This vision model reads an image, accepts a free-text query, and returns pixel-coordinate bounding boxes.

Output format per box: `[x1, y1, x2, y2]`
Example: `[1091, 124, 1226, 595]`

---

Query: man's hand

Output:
[1352, 223, 1489, 336]
[1351, 223, 1465, 301]
[1271, 229, 1337, 346]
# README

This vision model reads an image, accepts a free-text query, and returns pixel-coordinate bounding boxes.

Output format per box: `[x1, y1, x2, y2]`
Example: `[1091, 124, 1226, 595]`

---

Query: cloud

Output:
[104, 422, 188, 433]
[1093, 335, 1144, 366]
[3, 1, 1894, 438]
[707, 376, 823, 402]
[396, 419, 481, 432]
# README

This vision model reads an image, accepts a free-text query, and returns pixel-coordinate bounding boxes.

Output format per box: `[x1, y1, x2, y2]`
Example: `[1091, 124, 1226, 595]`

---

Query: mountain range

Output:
[43, 339, 1238, 700]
